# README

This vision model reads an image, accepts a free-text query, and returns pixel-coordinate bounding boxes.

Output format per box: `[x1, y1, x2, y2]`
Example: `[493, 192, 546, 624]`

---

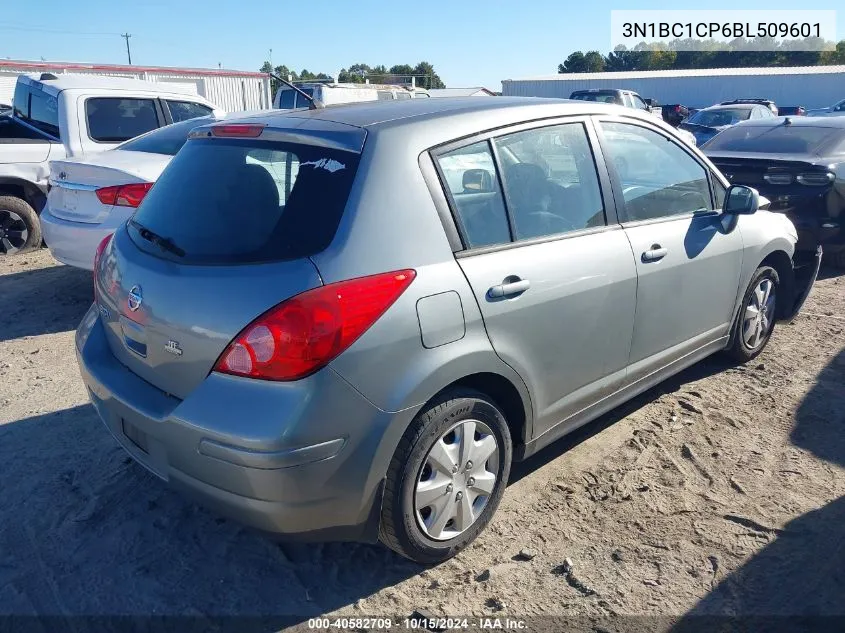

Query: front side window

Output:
[600, 121, 712, 221]
[493, 123, 606, 240]
[631, 95, 649, 110]
[166, 100, 213, 123]
[86, 98, 159, 142]
[436, 141, 511, 249]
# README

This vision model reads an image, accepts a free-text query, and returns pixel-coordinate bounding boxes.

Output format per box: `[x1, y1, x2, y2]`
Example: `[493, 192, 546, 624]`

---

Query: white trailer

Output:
[0, 59, 271, 112]
[502, 65, 845, 110]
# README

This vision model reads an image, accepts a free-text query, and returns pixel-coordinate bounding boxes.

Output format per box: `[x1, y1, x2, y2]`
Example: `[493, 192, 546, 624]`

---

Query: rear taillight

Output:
[763, 172, 793, 185]
[93, 233, 113, 297]
[674, 105, 681, 112]
[214, 269, 416, 381]
[796, 172, 835, 186]
[96, 183, 153, 207]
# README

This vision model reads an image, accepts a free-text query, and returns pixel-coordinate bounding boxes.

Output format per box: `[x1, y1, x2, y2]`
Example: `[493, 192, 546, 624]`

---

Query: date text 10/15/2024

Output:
[307, 617, 528, 630]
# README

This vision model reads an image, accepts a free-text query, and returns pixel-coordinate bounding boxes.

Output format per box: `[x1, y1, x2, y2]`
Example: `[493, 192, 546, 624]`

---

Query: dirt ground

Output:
[1, 249, 844, 632]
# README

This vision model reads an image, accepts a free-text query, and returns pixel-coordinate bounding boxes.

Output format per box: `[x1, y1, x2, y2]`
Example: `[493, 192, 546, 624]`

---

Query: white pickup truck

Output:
[0, 73, 222, 255]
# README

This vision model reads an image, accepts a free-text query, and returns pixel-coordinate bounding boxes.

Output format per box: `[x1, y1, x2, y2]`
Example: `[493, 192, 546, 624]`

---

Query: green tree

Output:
[559, 51, 586, 73]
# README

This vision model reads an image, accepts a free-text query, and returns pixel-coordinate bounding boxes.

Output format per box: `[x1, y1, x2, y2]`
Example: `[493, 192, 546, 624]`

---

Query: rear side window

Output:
[86, 98, 159, 142]
[118, 116, 213, 156]
[277, 89, 295, 109]
[436, 141, 511, 248]
[166, 100, 213, 123]
[129, 138, 360, 264]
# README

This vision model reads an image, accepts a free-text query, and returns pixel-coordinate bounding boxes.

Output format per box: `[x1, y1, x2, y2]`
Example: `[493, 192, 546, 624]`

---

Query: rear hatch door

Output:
[95, 122, 364, 399]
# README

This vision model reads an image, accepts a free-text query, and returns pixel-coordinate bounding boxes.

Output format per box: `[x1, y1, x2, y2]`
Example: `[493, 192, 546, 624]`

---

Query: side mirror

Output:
[724, 184, 760, 215]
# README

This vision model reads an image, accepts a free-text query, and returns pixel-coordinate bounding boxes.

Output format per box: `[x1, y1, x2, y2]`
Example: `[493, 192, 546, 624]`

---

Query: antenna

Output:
[268, 72, 324, 110]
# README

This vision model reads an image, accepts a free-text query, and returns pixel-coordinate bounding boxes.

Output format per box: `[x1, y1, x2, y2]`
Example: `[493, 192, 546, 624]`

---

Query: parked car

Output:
[274, 81, 429, 109]
[76, 98, 817, 564]
[721, 98, 778, 115]
[778, 106, 806, 116]
[680, 103, 776, 146]
[704, 116, 845, 267]
[661, 104, 690, 127]
[41, 113, 230, 270]
[569, 89, 697, 146]
[0, 73, 223, 256]
[806, 98, 845, 117]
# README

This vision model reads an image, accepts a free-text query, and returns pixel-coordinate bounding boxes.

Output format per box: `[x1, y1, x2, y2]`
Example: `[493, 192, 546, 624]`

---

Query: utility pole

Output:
[121, 33, 132, 65]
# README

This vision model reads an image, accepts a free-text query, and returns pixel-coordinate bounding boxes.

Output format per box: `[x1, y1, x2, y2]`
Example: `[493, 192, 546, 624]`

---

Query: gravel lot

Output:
[2, 249, 844, 632]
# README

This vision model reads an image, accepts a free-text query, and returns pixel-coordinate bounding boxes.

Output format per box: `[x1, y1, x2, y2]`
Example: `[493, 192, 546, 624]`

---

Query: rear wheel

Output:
[379, 388, 512, 565]
[0, 196, 40, 256]
[727, 266, 779, 363]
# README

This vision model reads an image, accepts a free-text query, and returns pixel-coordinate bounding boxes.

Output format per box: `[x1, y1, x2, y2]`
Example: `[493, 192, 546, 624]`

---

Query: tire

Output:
[824, 245, 845, 270]
[727, 265, 780, 363]
[379, 388, 512, 565]
[0, 195, 41, 256]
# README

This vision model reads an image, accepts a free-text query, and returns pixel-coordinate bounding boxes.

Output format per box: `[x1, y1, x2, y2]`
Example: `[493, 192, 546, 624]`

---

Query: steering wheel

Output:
[525, 211, 577, 235]
[679, 190, 709, 212]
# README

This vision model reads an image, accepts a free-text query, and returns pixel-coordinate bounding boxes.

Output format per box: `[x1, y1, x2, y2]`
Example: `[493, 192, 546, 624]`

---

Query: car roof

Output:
[700, 104, 758, 112]
[231, 97, 635, 131]
[20, 72, 207, 96]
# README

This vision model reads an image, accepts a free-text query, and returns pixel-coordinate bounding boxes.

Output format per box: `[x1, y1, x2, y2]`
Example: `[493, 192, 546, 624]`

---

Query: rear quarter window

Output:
[128, 138, 360, 264]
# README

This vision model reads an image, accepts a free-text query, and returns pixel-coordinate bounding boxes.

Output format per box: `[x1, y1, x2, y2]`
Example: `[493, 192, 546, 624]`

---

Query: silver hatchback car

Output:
[76, 98, 820, 564]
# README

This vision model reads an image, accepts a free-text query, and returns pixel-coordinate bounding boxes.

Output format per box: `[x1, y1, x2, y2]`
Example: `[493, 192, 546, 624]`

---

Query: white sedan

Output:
[41, 115, 222, 270]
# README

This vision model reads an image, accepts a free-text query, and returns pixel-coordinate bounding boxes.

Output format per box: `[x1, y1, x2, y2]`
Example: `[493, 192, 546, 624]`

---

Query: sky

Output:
[2, 0, 844, 91]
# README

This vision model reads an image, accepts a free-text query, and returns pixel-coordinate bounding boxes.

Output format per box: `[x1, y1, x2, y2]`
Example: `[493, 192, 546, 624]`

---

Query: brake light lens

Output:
[96, 183, 153, 207]
[93, 233, 113, 297]
[674, 105, 681, 112]
[210, 123, 265, 138]
[763, 172, 793, 185]
[214, 269, 416, 381]
[796, 172, 835, 186]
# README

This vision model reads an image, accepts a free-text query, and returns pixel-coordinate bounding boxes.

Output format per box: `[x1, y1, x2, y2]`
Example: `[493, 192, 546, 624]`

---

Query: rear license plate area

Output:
[122, 419, 149, 454]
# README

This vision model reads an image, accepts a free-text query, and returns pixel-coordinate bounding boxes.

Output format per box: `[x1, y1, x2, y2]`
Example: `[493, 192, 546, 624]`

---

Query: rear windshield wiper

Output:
[129, 219, 185, 258]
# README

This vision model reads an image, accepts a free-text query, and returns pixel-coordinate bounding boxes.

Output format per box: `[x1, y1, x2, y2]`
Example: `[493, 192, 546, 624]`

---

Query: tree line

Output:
[559, 38, 845, 73]
[259, 61, 445, 93]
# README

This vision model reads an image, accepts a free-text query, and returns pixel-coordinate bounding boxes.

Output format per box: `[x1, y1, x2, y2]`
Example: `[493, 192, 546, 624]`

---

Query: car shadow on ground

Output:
[0, 263, 92, 343]
[669, 347, 845, 632]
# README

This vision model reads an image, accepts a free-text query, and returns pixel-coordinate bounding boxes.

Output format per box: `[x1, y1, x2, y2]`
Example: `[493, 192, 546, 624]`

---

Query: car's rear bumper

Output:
[75, 303, 407, 540]
[41, 205, 131, 271]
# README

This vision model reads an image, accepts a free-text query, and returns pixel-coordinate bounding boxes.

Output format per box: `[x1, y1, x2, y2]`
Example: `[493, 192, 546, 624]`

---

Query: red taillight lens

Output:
[93, 233, 113, 296]
[96, 183, 153, 207]
[214, 269, 416, 381]
[674, 105, 681, 112]
[210, 123, 265, 138]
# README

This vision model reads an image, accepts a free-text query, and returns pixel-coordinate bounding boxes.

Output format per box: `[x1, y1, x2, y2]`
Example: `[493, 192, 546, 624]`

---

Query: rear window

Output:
[703, 124, 842, 154]
[687, 109, 751, 127]
[128, 138, 360, 264]
[569, 92, 622, 105]
[86, 97, 159, 142]
[12, 81, 60, 138]
[118, 116, 213, 156]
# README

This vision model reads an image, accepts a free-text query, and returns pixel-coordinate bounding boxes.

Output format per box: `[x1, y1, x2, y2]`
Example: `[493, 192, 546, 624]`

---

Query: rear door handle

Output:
[642, 245, 668, 262]
[488, 278, 530, 298]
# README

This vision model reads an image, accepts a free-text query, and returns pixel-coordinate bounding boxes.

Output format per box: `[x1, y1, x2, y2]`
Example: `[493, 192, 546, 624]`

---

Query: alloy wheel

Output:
[742, 278, 776, 350]
[0, 209, 29, 255]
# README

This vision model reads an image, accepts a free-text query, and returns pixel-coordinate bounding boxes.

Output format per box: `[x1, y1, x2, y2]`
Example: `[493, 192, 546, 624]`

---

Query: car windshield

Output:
[118, 116, 215, 156]
[570, 92, 622, 104]
[688, 109, 751, 127]
[703, 124, 842, 154]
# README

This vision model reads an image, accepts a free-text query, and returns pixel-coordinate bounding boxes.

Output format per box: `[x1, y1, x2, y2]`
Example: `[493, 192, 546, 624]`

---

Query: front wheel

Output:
[727, 265, 779, 363]
[379, 389, 512, 564]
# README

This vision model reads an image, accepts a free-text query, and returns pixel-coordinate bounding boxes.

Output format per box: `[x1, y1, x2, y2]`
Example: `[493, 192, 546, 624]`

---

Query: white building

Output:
[0, 59, 271, 111]
[502, 66, 845, 110]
